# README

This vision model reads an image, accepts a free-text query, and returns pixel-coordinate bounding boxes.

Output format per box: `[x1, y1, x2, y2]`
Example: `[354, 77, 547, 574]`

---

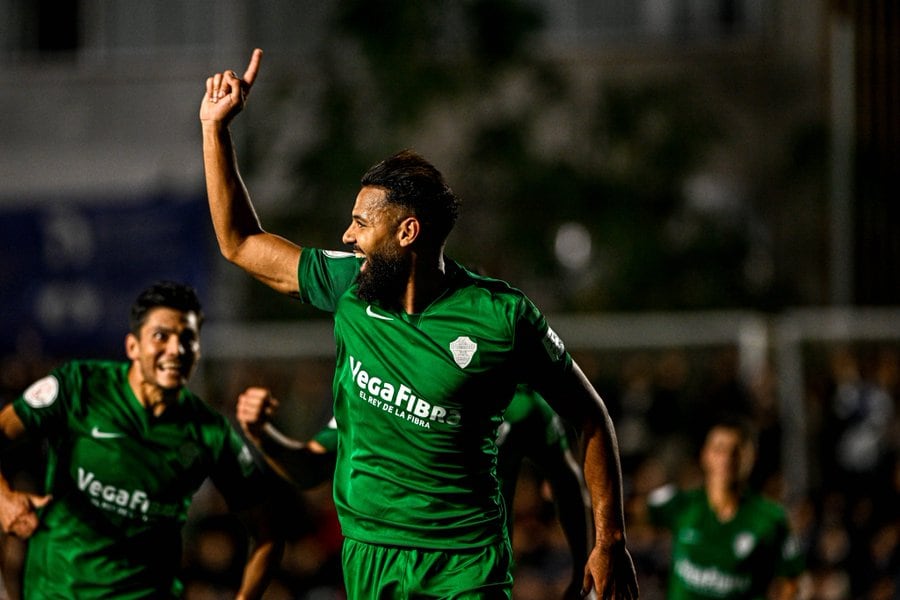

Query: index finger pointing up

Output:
[242, 48, 263, 87]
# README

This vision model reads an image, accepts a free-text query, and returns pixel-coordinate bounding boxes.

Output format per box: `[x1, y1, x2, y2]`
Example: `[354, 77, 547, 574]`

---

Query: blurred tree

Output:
[235, 0, 822, 318]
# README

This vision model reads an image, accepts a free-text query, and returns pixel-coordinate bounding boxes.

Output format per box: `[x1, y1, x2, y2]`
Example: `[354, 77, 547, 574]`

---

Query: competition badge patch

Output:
[238, 443, 255, 468]
[23, 375, 59, 408]
[450, 336, 477, 368]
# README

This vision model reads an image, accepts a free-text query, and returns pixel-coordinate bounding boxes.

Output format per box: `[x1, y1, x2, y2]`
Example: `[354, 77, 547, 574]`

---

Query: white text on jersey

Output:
[349, 356, 461, 426]
[78, 468, 149, 514]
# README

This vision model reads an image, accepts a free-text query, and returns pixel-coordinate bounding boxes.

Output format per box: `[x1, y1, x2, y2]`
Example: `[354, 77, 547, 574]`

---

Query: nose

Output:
[341, 224, 355, 247]
[166, 334, 184, 355]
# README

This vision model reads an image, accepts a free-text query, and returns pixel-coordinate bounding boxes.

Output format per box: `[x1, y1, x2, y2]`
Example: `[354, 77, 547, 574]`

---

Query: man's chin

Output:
[155, 378, 186, 393]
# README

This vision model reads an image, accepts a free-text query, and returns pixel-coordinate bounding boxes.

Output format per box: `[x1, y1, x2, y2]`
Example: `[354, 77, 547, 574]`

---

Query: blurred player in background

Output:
[643, 414, 805, 600]
[236, 382, 593, 599]
[0, 281, 282, 599]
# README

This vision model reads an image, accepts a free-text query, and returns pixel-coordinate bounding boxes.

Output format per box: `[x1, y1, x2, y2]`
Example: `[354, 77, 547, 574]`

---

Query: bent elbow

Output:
[218, 243, 242, 264]
[216, 232, 255, 266]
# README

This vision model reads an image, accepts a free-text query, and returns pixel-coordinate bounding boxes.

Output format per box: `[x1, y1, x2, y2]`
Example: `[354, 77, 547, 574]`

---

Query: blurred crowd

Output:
[609, 345, 900, 600]
[1, 339, 898, 599]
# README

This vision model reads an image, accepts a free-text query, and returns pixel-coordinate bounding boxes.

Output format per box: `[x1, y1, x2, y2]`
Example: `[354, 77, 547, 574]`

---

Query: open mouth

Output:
[157, 362, 183, 378]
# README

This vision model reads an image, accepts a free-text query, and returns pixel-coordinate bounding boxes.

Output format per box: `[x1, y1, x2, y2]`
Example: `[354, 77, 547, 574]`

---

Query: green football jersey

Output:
[647, 486, 805, 600]
[312, 417, 338, 452]
[298, 249, 571, 550]
[495, 384, 570, 531]
[311, 386, 570, 537]
[12, 360, 269, 599]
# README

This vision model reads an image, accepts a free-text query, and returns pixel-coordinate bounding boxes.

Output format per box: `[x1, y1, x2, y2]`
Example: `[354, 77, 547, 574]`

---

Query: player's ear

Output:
[125, 333, 140, 360]
[397, 216, 420, 247]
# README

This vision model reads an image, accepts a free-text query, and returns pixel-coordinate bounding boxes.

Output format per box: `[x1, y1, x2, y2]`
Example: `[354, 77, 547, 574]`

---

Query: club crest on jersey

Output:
[450, 336, 477, 368]
[734, 532, 756, 558]
[23, 375, 59, 409]
[238, 444, 255, 469]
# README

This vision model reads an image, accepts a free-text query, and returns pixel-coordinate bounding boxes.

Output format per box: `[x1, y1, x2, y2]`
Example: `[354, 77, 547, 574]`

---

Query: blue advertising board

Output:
[0, 194, 211, 358]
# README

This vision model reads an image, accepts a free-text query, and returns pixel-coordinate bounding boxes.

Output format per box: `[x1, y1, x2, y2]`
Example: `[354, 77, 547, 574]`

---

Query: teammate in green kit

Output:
[645, 415, 805, 600]
[496, 386, 593, 574]
[0, 281, 282, 599]
[201, 48, 637, 599]
[235, 382, 593, 598]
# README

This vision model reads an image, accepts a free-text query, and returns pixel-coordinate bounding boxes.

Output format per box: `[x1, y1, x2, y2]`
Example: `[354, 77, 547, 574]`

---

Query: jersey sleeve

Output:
[511, 296, 572, 387]
[775, 513, 807, 578]
[311, 417, 338, 453]
[209, 420, 275, 511]
[12, 362, 77, 436]
[298, 248, 363, 312]
[646, 483, 683, 530]
[534, 392, 569, 450]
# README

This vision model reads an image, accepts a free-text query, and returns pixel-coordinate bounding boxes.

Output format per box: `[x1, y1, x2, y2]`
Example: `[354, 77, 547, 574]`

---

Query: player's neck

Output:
[706, 480, 742, 521]
[127, 367, 176, 417]
[140, 391, 172, 417]
[402, 252, 447, 314]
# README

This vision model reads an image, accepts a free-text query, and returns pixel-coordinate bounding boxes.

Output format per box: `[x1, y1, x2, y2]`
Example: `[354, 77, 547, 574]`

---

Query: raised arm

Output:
[539, 362, 638, 600]
[235, 499, 283, 600]
[236, 387, 335, 489]
[200, 48, 302, 297]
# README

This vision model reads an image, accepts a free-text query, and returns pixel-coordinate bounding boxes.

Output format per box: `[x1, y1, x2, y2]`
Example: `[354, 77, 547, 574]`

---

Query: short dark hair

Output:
[129, 281, 204, 335]
[705, 413, 758, 448]
[361, 150, 460, 248]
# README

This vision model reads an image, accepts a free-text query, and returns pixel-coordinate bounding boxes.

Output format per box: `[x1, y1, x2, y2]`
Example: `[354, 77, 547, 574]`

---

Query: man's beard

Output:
[355, 250, 410, 309]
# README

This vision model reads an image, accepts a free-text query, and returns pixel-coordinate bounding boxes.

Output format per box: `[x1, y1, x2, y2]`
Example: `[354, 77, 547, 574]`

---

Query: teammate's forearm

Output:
[255, 425, 334, 489]
[550, 457, 593, 566]
[236, 537, 282, 600]
[234, 496, 284, 600]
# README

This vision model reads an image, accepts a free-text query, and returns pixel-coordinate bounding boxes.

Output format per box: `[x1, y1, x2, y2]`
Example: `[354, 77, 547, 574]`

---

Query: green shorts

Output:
[341, 537, 513, 600]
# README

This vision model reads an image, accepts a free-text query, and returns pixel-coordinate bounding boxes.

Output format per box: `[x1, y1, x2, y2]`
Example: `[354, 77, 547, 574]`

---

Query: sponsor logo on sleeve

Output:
[238, 444, 255, 468]
[23, 375, 59, 409]
[496, 421, 512, 446]
[783, 534, 802, 560]
[542, 327, 565, 361]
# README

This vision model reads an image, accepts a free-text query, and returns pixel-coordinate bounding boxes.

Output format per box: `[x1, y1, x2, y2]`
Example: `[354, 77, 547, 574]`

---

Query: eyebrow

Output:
[149, 325, 197, 337]
[352, 212, 373, 225]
